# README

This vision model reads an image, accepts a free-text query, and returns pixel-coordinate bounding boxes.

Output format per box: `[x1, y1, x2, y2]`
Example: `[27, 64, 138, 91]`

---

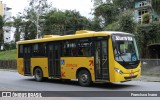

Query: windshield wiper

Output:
[115, 48, 127, 64]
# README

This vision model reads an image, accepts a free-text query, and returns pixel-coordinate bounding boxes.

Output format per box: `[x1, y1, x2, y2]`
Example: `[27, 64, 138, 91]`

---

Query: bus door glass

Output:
[94, 37, 109, 80]
[48, 43, 61, 78]
[23, 45, 31, 75]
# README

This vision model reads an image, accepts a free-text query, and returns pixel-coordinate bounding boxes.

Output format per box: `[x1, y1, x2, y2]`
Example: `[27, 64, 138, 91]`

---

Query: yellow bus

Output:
[17, 30, 141, 86]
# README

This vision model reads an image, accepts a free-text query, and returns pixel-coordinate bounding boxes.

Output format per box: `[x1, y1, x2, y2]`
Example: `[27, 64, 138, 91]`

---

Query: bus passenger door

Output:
[95, 38, 109, 80]
[48, 43, 61, 78]
[24, 45, 31, 75]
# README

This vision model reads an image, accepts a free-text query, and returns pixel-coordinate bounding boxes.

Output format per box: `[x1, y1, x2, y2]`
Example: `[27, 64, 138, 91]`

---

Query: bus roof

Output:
[17, 30, 133, 45]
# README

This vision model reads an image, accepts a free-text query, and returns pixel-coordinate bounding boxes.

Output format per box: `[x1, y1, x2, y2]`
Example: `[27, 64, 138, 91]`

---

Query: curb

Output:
[0, 69, 17, 72]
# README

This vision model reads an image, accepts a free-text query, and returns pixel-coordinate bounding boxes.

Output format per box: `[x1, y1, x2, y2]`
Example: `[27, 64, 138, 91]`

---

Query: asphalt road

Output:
[0, 70, 160, 100]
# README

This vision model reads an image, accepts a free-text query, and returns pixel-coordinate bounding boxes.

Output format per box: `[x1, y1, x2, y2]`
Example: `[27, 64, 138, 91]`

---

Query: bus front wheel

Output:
[34, 67, 44, 82]
[78, 70, 92, 87]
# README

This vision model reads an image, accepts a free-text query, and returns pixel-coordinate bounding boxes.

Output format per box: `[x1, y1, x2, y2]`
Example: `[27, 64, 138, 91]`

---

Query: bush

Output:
[3, 42, 16, 50]
[136, 22, 160, 58]
[142, 13, 150, 24]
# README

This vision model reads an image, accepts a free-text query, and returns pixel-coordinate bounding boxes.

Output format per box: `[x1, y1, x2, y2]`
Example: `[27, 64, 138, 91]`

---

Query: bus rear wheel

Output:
[78, 70, 92, 87]
[34, 67, 44, 82]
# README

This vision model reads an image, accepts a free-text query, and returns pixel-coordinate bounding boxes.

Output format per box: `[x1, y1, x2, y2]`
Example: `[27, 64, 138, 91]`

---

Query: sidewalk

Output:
[140, 75, 160, 82]
[0, 69, 17, 72]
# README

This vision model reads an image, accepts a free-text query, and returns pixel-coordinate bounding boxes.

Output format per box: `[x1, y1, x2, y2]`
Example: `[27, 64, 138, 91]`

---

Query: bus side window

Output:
[32, 43, 46, 57]
[72, 48, 78, 56]
[63, 41, 77, 57]
[39, 43, 46, 56]
[78, 48, 83, 56]
[77, 40, 92, 57]
[33, 44, 38, 56]
[18, 45, 23, 58]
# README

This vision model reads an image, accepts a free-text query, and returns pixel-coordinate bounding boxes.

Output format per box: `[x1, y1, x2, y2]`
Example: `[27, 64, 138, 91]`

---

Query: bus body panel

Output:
[17, 58, 24, 75]
[108, 36, 116, 82]
[60, 57, 95, 81]
[111, 62, 141, 82]
[31, 58, 48, 77]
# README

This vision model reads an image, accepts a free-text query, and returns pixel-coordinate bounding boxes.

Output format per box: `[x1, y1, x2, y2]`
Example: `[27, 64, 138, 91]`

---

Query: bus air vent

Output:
[75, 30, 95, 34]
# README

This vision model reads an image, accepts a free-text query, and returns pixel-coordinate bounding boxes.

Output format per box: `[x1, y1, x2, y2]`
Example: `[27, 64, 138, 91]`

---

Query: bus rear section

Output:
[17, 31, 141, 86]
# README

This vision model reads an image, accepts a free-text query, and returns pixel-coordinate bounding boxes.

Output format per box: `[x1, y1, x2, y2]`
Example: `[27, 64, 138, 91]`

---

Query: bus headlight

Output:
[114, 68, 123, 75]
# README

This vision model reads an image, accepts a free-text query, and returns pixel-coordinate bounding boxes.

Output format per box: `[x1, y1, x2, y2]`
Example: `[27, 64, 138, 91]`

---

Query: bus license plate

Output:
[130, 72, 134, 77]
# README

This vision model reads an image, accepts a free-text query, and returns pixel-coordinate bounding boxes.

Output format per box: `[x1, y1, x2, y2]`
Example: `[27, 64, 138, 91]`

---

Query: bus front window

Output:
[112, 35, 140, 69]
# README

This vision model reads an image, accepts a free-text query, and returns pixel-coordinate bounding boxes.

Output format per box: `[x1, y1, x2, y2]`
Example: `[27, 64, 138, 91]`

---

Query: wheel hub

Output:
[81, 74, 88, 82]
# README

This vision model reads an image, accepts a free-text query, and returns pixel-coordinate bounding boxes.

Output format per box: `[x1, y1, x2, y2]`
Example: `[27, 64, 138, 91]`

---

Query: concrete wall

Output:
[0, 60, 17, 69]
[141, 59, 160, 76]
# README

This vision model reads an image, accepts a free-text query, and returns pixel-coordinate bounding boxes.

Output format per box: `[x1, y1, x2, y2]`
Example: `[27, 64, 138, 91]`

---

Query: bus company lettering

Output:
[89, 60, 94, 66]
[66, 64, 77, 67]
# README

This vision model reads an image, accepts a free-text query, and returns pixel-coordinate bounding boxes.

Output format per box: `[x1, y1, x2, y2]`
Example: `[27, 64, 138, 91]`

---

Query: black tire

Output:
[34, 68, 44, 82]
[78, 70, 92, 87]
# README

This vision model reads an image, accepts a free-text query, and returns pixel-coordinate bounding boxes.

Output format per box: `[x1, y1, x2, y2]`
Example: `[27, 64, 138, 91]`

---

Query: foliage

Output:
[92, 0, 103, 7]
[112, 0, 134, 12]
[104, 21, 119, 31]
[151, 0, 160, 14]
[11, 0, 94, 40]
[93, 0, 133, 10]
[43, 10, 92, 35]
[3, 42, 16, 50]
[21, 0, 52, 39]
[142, 13, 150, 24]
[88, 17, 102, 31]
[0, 15, 4, 47]
[118, 11, 136, 33]
[0, 15, 12, 48]
[13, 17, 23, 42]
[23, 20, 37, 40]
[94, 3, 119, 26]
[136, 22, 160, 58]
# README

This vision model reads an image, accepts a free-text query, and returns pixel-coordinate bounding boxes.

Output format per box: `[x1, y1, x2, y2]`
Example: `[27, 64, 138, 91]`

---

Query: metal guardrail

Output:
[141, 59, 160, 76]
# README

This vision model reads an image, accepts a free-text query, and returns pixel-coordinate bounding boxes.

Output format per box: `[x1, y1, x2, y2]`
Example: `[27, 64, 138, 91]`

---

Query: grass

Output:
[0, 49, 16, 60]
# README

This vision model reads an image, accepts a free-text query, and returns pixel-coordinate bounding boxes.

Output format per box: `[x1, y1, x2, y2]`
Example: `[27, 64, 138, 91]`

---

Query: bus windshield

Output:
[112, 35, 140, 63]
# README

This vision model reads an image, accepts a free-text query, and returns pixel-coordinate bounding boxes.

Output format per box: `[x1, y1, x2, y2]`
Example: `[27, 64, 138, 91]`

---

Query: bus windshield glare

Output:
[112, 35, 140, 63]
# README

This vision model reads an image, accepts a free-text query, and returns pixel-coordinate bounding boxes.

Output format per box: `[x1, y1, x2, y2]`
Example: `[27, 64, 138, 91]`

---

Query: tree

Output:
[89, 17, 102, 31]
[22, 0, 52, 39]
[94, 3, 119, 26]
[13, 16, 23, 42]
[136, 22, 160, 58]
[92, 0, 103, 7]
[43, 10, 92, 35]
[142, 13, 150, 24]
[112, 0, 134, 12]
[42, 9, 66, 35]
[0, 15, 12, 50]
[0, 15, 4, 49]
[151, 0, 160, 14]
[119, 10, 136, 33]
[22, 20, 37, 40]
[105, 21, 119, 31]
